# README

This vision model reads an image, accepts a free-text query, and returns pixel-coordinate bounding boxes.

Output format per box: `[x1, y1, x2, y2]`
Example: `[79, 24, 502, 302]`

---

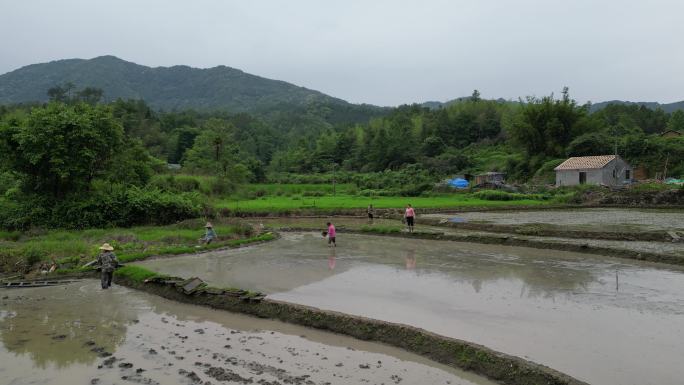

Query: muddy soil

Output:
[0, 280, 492, 385]
[422, 208, 684, 232]
[138, 232, 684, 385]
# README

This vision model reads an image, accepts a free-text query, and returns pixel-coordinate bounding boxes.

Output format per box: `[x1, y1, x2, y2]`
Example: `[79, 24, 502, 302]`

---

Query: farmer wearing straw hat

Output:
[199, 222, 217, 244]
[96, 243, 118, 289]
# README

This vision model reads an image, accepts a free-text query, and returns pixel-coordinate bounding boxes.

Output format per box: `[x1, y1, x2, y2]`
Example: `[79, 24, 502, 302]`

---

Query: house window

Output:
[612, 169, 616, 178]
[625, 170, 631, 180]
[579, 172, 587, 184]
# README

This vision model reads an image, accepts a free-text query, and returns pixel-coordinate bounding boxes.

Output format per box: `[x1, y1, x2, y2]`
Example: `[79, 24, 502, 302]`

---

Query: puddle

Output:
[138, 232, 684, 385]
[0, 280, 492, 385]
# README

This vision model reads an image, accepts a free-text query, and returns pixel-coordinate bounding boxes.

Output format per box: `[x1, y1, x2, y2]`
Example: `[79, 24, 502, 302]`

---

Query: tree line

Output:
[1, 85, 683, 228]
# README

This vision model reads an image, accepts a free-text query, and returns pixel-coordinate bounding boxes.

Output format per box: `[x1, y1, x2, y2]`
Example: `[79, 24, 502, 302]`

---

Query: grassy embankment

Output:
[0, 219, 274, 274]
[215, 183, 559, 212]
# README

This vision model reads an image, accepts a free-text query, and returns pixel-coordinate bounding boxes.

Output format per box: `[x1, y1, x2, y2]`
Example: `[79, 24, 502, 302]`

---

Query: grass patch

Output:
[232, 183, 355, 199]
[0, 220, 270, 273]
[114, 265, 162, 283]
[216, 193, 552, 212]
[117, 232, 275, 263]
[0, 230, 21, 241]
[473, 190, 549, 201]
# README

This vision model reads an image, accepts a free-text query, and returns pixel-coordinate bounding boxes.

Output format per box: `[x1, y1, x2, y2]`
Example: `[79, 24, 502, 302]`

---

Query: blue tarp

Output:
[447, 178, 469, 189]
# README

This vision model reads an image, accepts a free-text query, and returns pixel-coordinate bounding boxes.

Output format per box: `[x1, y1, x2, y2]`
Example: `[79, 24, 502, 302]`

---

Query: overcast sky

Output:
[2, 0, 683, 106]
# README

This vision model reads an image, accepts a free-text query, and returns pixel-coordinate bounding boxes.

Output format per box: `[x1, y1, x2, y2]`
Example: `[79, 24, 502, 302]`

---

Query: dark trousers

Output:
[101, 271, 113, 289]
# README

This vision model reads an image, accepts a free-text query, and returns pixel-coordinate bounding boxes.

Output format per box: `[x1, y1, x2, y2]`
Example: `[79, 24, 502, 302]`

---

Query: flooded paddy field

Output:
[139, 232, 684, 385]
[249, 216, 684, 258]
[250, 217, 445, 232]
[250, 216, 468, 236]
[422, 208, 684, 233]
[0, 280, 492, 385]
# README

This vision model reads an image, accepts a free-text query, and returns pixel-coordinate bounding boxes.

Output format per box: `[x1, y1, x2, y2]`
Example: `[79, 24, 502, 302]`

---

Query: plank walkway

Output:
[1, 279, 83, 288]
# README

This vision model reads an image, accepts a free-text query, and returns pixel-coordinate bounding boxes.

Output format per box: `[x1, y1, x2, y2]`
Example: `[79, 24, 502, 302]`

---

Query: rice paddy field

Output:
[216, 188, 553, 212]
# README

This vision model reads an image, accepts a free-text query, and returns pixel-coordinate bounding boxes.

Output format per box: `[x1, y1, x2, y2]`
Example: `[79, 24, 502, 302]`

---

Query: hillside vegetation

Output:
[0, 55, 386, 120]
[1, 60, 683, 232]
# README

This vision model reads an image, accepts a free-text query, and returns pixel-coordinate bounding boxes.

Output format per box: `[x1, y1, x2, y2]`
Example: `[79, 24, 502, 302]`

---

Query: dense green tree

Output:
[667, 110, 684, 132]
[506, 88, 590, 158]
[47, 83, 104, 105]
[47, 82, 75, 103]
[593, 104, 668, 134]
[567, 131, 614, 156]
[182, 119, 249, 184]
[76, 87, 104, 105]
[0, 103, 124, 197]
[168, 127, 199, 164]
[470, 89, 481, 102]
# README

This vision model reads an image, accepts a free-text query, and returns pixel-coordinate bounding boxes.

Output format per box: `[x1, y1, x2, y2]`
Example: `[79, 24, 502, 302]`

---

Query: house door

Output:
[579, 172, 587, 184]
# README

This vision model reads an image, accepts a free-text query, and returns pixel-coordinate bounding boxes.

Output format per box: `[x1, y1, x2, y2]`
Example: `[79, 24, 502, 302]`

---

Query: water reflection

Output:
[0, 283, 137, 368]
[405, 249, 416, 270]
[130, 232, 684, 385]
[328, 248, 336, 270]
[140, 232, 606, 299]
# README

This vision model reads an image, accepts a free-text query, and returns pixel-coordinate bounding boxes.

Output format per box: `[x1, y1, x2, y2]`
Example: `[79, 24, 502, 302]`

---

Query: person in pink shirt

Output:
[326, 222, 336, 247]
[404, 204, 415, 233]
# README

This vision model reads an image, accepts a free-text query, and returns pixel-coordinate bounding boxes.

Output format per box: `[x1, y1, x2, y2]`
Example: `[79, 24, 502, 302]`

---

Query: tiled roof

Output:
[554, 155, 617, 170]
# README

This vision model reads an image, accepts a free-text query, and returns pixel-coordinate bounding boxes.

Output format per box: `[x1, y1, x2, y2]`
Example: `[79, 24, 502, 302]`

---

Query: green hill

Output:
[0, 55, 384, 120]
[589, 100, 684, 113]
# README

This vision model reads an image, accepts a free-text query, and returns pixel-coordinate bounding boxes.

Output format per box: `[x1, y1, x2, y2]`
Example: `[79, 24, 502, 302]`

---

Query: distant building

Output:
[660, 130, 683, 139]
[474, 172, 506, 186]
[554, 155, 632, 187]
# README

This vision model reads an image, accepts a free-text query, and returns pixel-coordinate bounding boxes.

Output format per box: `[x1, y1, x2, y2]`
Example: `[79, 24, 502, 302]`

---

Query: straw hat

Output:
[99, 243, 114, 251]
[205, 222, 213, 228]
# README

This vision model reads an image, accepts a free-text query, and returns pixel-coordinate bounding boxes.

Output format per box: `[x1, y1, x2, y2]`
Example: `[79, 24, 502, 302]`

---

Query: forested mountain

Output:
[0, 55, 385, 119]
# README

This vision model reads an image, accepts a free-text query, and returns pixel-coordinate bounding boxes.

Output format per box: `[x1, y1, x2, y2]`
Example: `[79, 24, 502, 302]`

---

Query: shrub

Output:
[302, 190, 325, 197]
[0, 172, 17, 196]
[149, 174, 202, 193]
[22, 246, 43, 267]
[398, 182, 433, 197]
[473, 190, 546, 201]
[208, 178, 236, 195]
[2, 186, 203, 230]
[0, 249, 22, 273]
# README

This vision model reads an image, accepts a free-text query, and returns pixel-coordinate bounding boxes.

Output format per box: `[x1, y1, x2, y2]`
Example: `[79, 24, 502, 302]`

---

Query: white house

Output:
[554, 155, 632, 187]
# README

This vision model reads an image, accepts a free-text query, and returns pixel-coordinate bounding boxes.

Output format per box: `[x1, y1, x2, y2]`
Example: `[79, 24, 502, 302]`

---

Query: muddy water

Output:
[422, 208, 684, 232]
[249, 216, 684, 256]
[250, 217, 449, 233]
[139, 232, 684, 385]
[0, 281, 492, 385]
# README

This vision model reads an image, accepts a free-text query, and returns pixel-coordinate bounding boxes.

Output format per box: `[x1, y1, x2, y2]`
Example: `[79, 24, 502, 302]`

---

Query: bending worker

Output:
[97, 243, 119, 290]
[200, 222, 217, 244]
